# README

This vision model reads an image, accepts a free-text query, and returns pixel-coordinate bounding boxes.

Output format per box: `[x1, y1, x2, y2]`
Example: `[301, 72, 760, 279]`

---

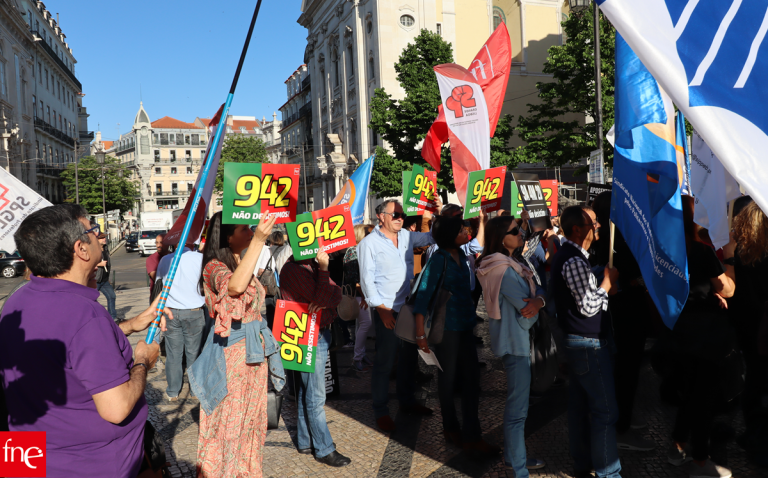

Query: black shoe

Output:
[315, 450, 351, 467]
[297, 448, 313, 455]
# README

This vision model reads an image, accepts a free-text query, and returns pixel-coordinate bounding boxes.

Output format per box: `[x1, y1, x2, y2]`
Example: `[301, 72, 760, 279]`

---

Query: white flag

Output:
[690, 131, 740, 250]
[0, 168, 52, 253]
[434, 63, 490, 205]
[598, 0, 768, 222]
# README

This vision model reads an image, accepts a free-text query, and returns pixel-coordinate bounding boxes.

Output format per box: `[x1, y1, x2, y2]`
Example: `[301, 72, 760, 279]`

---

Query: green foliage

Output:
[516, 10, 616, 167]
[60, 156, 138, 215]
[369, 30, 530, 198]
[213, 135, 268, 194]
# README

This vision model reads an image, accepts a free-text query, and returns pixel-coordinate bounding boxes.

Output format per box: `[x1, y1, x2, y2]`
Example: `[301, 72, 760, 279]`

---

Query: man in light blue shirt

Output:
[156, 243, 204, 401]
[359, 199, 437, 432]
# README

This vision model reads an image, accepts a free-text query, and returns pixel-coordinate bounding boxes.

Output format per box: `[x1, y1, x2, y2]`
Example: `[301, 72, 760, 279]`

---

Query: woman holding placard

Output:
[191, 211, 285, 477]
[476, 216, 548, 477]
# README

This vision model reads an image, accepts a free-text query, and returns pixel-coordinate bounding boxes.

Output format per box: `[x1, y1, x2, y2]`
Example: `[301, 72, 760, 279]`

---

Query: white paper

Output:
[418, 349, 443, 371]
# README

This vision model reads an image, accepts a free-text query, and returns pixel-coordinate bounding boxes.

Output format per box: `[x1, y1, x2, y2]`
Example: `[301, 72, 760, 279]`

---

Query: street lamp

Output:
[95, 152, 108, 237]
[569, 0, 605, 164]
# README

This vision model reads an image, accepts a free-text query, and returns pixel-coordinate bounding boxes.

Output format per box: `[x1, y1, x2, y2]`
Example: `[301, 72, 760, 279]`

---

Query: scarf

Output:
[475, 253, 537, 320]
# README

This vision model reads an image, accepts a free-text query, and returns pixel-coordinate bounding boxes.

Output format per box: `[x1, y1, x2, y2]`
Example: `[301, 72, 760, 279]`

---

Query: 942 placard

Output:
[223, 163, 300, 224]
[272, 300, 321, 373]
[285, 204, 356, 260]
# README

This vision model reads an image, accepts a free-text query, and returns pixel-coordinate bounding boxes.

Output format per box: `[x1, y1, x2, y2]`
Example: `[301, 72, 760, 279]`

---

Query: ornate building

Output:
[279, 64, 313, 212]
[298, 0, 493, 221]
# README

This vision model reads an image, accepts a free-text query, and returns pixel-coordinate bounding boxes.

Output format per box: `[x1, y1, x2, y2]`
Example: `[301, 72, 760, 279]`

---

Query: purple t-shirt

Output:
[0, 275, 148, 477]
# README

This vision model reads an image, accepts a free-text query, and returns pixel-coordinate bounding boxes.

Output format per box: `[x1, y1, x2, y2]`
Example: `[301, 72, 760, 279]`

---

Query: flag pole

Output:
[145, 0, 263, 344]
[608, 221, 616, 269]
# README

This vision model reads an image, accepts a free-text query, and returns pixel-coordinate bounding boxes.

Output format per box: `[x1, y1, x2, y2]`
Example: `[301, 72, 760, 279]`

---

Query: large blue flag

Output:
[330, 154, 375, 224]
[611, 33, 689, 329]
[597, 0, 765, 226]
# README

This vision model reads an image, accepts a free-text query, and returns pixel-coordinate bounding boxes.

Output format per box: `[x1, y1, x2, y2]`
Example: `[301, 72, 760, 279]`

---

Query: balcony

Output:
[34, 117, 76, 147]
[36, 164, 64, 178]
[302, 75, 311, 91]
[154, 158, 199, 164]
[299, 103, 312, 119]
[32, 31, 82, 90]
[154, 191, 185, 197]
[79, 131, 95, 142]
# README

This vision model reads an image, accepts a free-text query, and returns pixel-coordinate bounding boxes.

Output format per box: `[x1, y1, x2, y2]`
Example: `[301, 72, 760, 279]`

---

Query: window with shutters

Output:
[191, 134, 199, 146]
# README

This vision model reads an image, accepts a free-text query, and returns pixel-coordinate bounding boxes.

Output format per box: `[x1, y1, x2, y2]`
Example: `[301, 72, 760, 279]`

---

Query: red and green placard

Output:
[402, 164, 438, 216]
[222, 163, 301, 224]
[285, 204, 356, 260]
[508, 180, 524, 217]
[463, 166, 507, 218]
[272, 300, 321, 373]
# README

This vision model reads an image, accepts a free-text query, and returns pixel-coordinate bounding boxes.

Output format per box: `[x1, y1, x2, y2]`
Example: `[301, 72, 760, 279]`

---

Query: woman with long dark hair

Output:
[190, 211, 285, 477]
[476, 216, 547, 476]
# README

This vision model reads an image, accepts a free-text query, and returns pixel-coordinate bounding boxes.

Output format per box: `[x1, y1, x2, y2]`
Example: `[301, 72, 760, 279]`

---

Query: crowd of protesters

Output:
[1, 188, 767, 478]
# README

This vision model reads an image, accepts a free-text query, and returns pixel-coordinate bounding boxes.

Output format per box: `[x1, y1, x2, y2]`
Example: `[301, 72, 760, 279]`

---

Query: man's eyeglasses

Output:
[381, 211, 405, 220]
[506, 227, 520, 237]
[84, 224, 100, 236]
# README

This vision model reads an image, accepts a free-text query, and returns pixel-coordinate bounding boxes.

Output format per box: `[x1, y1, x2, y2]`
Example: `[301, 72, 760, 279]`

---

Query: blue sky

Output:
[59, 0, 307, 141]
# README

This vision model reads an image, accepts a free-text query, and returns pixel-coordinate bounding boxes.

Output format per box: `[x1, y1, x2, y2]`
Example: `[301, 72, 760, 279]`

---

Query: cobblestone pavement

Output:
[100, 288, 764, 478]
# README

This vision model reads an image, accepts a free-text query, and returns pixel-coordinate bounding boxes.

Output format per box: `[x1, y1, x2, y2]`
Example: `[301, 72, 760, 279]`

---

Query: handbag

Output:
[258, 248, 280, 297]
[395, 253, 451, 345]
[529, 309, 559, 394]
[267, 390, 283, 430]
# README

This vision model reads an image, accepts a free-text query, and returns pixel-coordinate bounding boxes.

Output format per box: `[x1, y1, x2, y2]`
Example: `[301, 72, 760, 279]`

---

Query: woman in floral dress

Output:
[193, 211, 281, 477]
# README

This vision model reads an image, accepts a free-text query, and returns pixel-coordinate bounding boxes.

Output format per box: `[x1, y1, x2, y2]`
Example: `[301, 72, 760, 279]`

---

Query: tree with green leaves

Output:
[368, 29, 524, 200]
[213, 135, 268, 193]
[516, 10, 616, 168]
[60, 156, 138, 215]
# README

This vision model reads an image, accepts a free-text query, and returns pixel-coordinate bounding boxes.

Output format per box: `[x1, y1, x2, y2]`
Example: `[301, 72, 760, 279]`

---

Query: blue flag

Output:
[611, 33, 689, 329]
[330, 154, 375, 224]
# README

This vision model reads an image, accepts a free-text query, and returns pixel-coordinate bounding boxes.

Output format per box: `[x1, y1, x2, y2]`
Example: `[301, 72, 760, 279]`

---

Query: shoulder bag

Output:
[258, 248, 280, 297]
[395, 253, 452, 345]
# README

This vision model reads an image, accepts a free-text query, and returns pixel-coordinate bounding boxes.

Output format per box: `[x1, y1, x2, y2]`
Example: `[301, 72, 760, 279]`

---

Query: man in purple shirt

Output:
[0, 204, 171, 477]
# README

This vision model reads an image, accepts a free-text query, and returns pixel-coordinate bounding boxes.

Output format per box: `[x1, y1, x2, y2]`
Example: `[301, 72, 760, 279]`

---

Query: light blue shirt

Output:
[358, 225, 435, 312]
[489, 267, 545, 357]
[424, 238, 483, 290]
[157, 248, 205, 309]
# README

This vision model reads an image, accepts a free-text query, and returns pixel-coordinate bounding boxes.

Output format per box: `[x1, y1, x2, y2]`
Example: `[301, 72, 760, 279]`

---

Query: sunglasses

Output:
[84, 224, 100, 236]
[381, 211, 405, 220]
[505, 227, 520, 237]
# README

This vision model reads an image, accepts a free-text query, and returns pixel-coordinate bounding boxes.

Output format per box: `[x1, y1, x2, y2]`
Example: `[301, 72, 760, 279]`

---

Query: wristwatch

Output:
[723, 257, 736, 266]
[415, 334, 426, 340]
[536, 295, 546, 307]
[132, 363, 148, 372]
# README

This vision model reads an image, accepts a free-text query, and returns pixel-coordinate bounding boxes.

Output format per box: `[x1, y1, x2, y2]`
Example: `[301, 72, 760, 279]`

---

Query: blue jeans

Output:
[502, 354, 531, 478]
[97, 281, 117, 320]
[433, 330, 481, 442]
[564, 334, 622, 478]
[297, 329, 335, 458]
[165, 308, 204, 397]
[371, 309, 417, 418]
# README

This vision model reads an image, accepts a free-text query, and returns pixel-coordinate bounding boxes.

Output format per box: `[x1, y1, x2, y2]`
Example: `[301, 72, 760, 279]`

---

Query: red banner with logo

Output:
[0, 432, 46, 477]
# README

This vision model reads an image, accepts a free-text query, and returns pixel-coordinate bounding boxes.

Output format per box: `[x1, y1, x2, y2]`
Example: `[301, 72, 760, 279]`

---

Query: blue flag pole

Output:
[145, 0, 263, 344]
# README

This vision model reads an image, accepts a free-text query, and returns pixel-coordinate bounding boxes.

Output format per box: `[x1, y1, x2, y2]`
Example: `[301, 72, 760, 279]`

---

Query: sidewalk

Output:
[105, 288, 764, 478]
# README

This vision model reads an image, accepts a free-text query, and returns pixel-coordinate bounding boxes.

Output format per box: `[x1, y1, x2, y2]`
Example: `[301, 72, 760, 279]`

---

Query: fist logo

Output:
[446, 85, 476, 118]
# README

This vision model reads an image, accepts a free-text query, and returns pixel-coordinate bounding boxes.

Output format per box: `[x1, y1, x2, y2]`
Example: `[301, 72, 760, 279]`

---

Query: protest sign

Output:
[272, 300, 321, 373]
[587, 183, 612, 206]
[0, 168, 52, 253]
[589, 150, 604, 184]
[463, 166, 506, 218]
[222, 163, 301, 224]
[403, 165, 438, 216]
[512, 172, 550, 231]
[286, 204, 356, 260]
[540, 180, 558, 217]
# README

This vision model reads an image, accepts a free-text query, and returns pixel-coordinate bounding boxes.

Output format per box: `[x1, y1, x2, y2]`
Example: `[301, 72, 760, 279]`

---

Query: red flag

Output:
[421, 23, 512, 172]
[163, 104, 225, 246]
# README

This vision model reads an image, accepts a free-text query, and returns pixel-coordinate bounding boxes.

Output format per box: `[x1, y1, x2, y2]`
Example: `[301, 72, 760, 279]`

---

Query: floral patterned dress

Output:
[197, 259, 268, 478]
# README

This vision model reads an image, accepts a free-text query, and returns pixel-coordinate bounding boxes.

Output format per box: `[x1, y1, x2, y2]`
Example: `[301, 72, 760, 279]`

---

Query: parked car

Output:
[125, 233, 139, 253]
[0, 251, 26, 278]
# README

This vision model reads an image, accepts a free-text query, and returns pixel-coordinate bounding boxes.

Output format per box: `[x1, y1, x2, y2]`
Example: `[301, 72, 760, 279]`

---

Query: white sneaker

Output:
[668, 443, 693, 466]
[617, 428, 656, 451]
[688, 459, 731, 478]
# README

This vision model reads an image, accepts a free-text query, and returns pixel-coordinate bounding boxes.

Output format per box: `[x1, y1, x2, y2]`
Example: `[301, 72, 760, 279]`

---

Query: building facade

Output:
[279, 64, 313, 213]
[298, 0, 493, 221]
[261, 112, 282, 164]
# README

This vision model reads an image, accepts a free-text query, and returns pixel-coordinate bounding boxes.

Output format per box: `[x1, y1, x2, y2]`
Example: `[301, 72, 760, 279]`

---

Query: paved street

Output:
[90, 283, 766, 478]
[110, 245, 153, 291]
